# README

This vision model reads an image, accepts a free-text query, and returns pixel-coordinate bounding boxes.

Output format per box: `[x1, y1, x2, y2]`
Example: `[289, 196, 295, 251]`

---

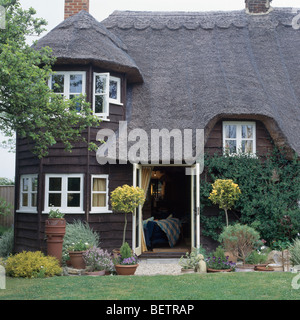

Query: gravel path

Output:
[135, 261, 183, 276]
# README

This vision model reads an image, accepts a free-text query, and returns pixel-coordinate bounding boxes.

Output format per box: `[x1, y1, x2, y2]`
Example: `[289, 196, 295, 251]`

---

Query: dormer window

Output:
[223, 121, 256, 155]
[93, 73, 122, 119]
[49, 71, 86, 111]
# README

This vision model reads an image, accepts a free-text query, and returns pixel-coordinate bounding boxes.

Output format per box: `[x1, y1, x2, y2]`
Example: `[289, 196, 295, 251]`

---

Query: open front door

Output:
[191, 163, 201, 250]
[132, 163, 142, 256]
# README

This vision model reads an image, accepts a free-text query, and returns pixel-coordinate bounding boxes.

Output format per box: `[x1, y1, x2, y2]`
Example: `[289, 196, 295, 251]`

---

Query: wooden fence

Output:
[0, 185, 14, 228]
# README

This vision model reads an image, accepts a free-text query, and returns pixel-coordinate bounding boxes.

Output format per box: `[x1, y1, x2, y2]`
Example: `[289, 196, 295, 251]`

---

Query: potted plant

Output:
[219, 223, 260, 271]
[209, 179, 241, 227]
[114, 242, 139, 275]
[83, 246, 115, 275]
[111, 185, 145, 255]
[205, 246, 236, 272]
[67, 240, 91, 269]
[45, 208, 66, 264]
[179, 251, 203, 273]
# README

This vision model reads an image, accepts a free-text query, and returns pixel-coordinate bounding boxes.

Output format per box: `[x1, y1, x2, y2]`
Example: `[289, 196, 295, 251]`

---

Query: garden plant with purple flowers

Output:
[205, 256, 236, 270]
[205, 246, 236, 270]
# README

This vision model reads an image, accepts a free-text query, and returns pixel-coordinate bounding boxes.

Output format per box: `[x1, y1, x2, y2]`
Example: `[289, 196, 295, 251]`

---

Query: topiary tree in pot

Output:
[111, 185, 145, 249]
[209, 179, 241, 227]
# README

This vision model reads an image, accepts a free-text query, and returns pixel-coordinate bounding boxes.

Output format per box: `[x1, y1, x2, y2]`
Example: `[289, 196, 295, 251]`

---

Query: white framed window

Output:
[93, 73, 122, 119]
[90, 175, 111, 213]
[44, 174, 84, 214]
[18, 174, 38, 212]
[48, 71, 86, 112]
[223, 121, 256, 155]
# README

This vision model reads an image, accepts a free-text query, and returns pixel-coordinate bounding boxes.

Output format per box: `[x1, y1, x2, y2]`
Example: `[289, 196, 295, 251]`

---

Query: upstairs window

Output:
[49, 71, 86, 112]
[93, 73, 122, 119]
[223, 121, 256, 155]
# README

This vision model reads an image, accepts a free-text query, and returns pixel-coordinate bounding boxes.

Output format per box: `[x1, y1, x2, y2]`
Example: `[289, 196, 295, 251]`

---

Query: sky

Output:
[0, 0, 300, 180]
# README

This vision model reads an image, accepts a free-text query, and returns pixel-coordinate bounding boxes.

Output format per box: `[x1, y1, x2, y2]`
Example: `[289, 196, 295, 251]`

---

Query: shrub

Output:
[62, 220, 100, 264]
[289, 238, 300, 266]
[83, 247, 115, 272]
[219, 223, 260, 264]
[179, 250, 204, 271]
[5, 251, 62, 278]
[0, 228, 13, 257]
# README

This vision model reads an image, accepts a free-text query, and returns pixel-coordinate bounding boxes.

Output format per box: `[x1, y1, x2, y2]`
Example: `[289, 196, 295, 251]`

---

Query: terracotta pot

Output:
[45, 218, 66, 264]
[115, 264, 138, 275]
[181, 268, 195, 274]
[254, 265, 274, 272]
[86, 270, 105, 276]
[207, 268, 233, 273]
[69, 251, 86, 269]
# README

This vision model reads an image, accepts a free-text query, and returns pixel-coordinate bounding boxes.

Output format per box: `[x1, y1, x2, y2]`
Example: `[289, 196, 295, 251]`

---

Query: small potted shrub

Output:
[67, 240, 92, 269]
[114, 242, 139, 275]
[45, 208, 66, 264]
[206, 246, 236, 272]
[83, 247, 115, 275]
[179, 251, 203, 273]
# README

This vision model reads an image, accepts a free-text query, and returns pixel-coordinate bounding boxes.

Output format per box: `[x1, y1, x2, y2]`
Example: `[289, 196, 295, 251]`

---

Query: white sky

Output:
[0, 0, 300, 179]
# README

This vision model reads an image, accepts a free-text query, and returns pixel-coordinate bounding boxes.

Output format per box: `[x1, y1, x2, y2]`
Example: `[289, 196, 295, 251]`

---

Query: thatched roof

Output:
[102, 8, 300, 158]
[35, 10, 143, 83]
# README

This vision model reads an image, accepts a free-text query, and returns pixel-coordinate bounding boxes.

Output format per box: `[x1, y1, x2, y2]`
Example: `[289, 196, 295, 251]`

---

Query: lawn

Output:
[0, 272, 299, 300]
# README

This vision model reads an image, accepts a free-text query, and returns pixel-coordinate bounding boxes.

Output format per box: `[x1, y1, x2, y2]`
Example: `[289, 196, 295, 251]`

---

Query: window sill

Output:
[89, 210, 112, 214]
[42, 210, 85, 214]
[109, 101, 123, 106]
[16, 209, 38, 214]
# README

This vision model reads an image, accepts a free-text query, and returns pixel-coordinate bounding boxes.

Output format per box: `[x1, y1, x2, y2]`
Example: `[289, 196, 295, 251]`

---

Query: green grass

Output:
[0, 272, 299, 300]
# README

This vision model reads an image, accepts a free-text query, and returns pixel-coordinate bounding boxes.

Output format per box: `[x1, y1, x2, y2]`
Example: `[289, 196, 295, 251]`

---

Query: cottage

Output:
[14, 0, 300, 256]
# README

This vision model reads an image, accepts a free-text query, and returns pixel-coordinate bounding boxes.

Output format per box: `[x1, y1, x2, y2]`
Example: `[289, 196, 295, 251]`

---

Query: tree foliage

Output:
[201, 148, 300, 246]
[209, 179, 241, 227]
[0, 0, 100, 157]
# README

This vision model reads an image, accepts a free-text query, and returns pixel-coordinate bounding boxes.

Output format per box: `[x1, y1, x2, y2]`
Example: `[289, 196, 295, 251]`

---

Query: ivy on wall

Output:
[200, 148, 300, 246]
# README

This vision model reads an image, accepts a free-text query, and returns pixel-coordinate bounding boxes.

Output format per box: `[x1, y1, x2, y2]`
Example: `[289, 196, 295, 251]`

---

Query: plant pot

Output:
[115, 264, 138, 275]
[86, 270, 105, 276]
[254, 265, 274, 272]
[181, 268, 195, 274]
[69, 251, 86, 269]
[45, 218, 66, 264]
[207, 268, 233, 273]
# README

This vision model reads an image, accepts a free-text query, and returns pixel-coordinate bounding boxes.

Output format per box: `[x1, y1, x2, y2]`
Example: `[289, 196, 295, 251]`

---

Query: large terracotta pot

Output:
[69, 251, 86, 269]
[45, 218, 66, 264]
[115, 264, 138, 275]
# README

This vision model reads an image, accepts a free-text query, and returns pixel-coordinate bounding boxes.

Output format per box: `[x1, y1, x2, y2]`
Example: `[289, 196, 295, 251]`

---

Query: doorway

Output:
[133, 164, 201, 257]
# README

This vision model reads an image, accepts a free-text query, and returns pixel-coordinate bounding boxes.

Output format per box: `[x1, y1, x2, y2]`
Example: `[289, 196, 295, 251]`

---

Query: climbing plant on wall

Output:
[200, 147, 300, 246]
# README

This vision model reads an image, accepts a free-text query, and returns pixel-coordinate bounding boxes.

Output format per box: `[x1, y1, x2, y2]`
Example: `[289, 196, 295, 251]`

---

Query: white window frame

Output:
[17, 174, 38, 213]
[222, 121, 256, 156]
[43, 174, 84, 214]
[48, 71, 86, 101]
[93, 73, 122, 120]
[90, 174, 111, 213]
[109, 76, 122, 105]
